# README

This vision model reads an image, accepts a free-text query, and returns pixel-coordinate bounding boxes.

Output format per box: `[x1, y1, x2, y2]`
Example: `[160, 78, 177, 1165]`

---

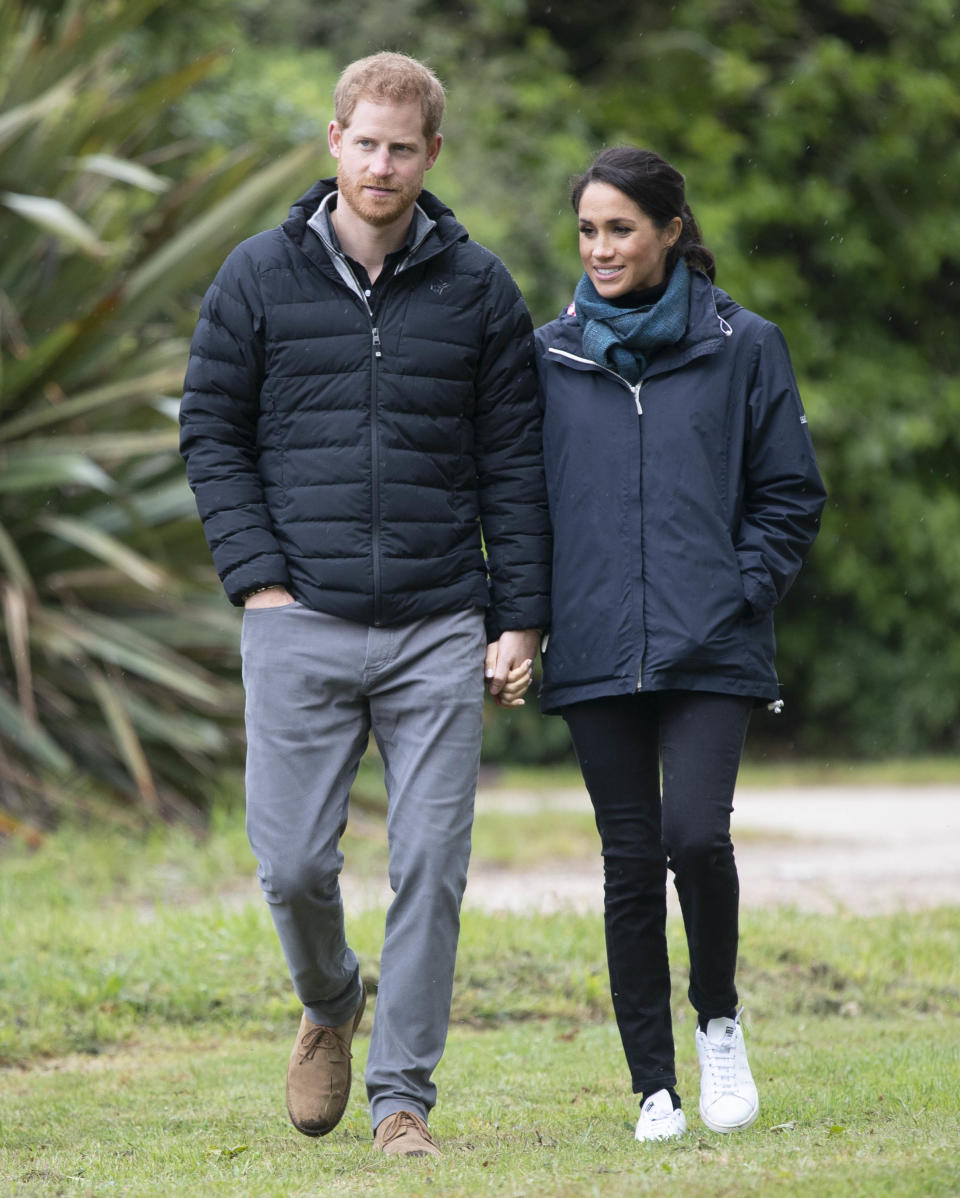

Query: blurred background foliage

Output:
[1, 0, 958, 824]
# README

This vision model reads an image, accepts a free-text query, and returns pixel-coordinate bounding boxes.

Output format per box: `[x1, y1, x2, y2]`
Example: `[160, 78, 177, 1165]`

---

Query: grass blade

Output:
[0, 687, 71, 774]
[40, 609, 230, 708]
[0, 71, 80, 152]
[17, 430, 180, 460]
[69, 153, 171, 194]
[36, 516, 172, 591]
[0, 453, 116, 494]
[0, 523, 34, 592]
[0, 191, 108, 258]
[0, 365, 185, 439]
[1, 583, 35, 722]
[86, 667, 160, 809]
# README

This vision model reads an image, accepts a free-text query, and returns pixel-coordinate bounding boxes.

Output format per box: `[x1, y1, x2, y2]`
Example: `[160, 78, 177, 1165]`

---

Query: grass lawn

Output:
[1, 801, 959, 1196]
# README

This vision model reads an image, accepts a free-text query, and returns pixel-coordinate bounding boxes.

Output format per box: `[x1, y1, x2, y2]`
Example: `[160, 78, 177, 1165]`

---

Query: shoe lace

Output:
[298, 1024, 351, 1064]
[381, 1111, 432, 1147]
[702, 1022, 739, 1095]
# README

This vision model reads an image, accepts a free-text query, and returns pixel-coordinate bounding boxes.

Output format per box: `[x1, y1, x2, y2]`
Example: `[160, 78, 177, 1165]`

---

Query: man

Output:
[179, 52, 550, 1157]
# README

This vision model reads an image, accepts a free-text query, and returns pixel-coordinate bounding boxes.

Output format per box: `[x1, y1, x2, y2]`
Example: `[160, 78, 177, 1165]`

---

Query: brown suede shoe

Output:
[373, 1110, 441, 1157]
[285, 987, 366, 1136]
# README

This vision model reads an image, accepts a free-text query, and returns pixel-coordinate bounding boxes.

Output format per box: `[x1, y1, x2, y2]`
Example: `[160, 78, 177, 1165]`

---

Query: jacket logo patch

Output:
[430, 278, 451, 296]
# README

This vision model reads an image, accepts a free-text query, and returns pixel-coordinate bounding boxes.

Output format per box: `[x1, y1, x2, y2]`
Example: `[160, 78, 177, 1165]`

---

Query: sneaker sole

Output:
[636, 1127, 687, 1143]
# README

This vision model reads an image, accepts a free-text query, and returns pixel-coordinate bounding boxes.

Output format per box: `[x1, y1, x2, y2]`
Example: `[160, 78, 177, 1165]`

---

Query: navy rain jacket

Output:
[180, 180, 551, 636]
[535, 270, 826, 712]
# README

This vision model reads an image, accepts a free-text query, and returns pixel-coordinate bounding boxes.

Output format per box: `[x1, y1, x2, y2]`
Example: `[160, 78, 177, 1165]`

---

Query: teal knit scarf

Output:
[574, 260, 691, 385]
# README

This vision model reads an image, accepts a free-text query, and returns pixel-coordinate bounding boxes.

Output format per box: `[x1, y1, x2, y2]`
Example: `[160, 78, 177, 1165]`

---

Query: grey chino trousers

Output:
[241, 602, 486, 1130]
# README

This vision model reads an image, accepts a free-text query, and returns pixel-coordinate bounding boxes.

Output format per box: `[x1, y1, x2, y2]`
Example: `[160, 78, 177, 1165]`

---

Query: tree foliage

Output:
[1, 0, 958, 828]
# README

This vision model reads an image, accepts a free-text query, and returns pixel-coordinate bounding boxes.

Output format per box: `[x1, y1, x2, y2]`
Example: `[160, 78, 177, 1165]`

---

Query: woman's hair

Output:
[334, 52, 446, 142]
[571, 147, 716, 282]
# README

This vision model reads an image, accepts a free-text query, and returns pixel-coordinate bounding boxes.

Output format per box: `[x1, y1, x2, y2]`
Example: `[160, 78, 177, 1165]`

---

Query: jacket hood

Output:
[284, 178, 468, 251]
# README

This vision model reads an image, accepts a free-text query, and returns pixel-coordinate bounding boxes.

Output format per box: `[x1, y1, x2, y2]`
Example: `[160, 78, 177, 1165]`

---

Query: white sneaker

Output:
[635, 1088, 687, 1142]
[695, 1014, 759, 1133]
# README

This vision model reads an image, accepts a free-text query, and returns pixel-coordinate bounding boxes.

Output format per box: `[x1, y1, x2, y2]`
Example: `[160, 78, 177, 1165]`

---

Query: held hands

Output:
[485, 629, 541, 708]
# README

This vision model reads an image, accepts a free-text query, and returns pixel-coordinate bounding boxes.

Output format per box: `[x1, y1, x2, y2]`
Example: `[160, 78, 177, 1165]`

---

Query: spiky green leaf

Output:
[0, 191, 109, 258]
[70, 154, 171, 194]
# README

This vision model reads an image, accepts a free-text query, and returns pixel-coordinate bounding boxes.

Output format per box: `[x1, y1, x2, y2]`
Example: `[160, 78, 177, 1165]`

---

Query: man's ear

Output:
[328, 120, 343, 160]
[425, 133, 443, 171]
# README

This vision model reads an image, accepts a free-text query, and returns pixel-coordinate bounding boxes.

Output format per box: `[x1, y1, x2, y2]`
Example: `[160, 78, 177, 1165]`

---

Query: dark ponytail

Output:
[571, 147, 716, 283]
[673, 202, 715, 281]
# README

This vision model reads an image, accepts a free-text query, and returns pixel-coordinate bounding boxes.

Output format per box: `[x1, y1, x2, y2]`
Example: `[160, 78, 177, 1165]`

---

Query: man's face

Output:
[328, 98, 442, 228]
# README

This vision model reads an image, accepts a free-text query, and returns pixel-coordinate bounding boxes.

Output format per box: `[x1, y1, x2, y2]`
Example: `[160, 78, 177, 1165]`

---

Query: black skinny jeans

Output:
[562, 690, 752, 1095]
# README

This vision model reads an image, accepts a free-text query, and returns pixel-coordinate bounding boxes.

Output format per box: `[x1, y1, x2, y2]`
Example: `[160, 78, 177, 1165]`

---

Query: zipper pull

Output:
[372, 327, 382, 358]
[632, 381, 643, 414]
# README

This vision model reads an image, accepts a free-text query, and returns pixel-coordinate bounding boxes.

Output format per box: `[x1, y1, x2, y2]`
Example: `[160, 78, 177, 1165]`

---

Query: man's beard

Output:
[336, 163, 420, 227]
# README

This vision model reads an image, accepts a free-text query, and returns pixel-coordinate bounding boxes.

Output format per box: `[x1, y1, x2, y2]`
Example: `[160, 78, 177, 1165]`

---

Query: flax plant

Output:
[0, 0, 317, 826]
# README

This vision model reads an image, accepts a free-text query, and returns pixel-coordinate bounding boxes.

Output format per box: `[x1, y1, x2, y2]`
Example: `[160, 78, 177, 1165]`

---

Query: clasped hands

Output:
[485, 628, 540, 708]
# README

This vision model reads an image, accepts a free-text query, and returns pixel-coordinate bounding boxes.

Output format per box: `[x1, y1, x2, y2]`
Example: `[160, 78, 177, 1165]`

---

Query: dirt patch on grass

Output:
[459, 784, 960, 916]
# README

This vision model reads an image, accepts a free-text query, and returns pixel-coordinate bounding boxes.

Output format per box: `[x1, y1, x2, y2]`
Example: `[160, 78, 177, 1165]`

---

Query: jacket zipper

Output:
[327, 254, 385, 624]
[393, 223, 435, 274]
[307, 208, 442, 626]
[547, 345, 644, 689]
[546, 348, 643, 413]
[350, 236, 433, 626]
[369, 318, 383, 624]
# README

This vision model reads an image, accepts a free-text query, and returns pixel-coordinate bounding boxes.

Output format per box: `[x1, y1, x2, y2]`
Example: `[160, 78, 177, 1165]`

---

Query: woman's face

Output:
[577, 181, 682, 298]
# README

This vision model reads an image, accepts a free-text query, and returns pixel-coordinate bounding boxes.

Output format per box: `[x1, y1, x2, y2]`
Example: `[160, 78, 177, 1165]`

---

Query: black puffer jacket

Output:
[180, 180, 551, 634]
[536, 270, 826, 712]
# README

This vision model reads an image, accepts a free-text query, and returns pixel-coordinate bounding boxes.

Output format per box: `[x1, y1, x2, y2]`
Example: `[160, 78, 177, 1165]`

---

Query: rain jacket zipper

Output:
[546, 346, 645, 688]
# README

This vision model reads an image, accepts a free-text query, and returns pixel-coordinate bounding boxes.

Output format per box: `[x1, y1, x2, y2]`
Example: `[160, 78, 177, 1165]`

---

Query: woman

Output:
[535, 147, 826, 1142]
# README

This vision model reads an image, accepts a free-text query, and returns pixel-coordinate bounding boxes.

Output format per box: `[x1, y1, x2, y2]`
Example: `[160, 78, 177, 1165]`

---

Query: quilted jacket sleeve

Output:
[179, 243, 290, 605]
[735, 323, 827, 614]
[473, 258, 552, 639]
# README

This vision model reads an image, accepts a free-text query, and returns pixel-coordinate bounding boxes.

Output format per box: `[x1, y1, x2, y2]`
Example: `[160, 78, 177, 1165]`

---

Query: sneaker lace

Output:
[702, 1024, 739, 1095]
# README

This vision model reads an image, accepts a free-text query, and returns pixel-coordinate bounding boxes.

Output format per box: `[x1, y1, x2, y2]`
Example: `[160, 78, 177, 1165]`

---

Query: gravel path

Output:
[460, 784, 960, 916]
